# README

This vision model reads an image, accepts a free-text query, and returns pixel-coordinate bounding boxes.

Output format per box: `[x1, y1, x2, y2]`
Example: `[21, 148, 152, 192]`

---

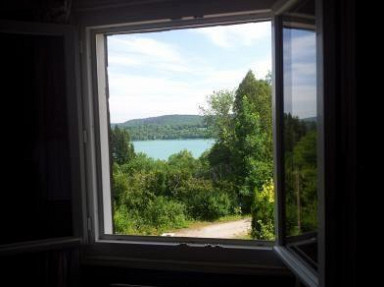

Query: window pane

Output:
[282, 0, 318, 266]
[283, 26, 317, 236]
[104, 22, 274, 240]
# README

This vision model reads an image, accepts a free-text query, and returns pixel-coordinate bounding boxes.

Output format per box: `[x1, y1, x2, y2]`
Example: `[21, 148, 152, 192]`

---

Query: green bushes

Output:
[251, 179, 275, 240]
[112, 149, 238, 235]
[111, 71, 276, 238]
[143, 197, 187, 230]
[173, 177, 232, 220]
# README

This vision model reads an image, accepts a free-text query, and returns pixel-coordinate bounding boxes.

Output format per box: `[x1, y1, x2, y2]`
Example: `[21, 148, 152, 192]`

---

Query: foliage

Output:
[200, 90, 234, 143]
[284, 115, 318, 236]
[251, 179, 275, 240]
[115, 115, 213, 140]
[110, 126, 135, 165]
[111, 70, 278, 239]
[234, 70, 272, 155]
[143, 197, 187, 230]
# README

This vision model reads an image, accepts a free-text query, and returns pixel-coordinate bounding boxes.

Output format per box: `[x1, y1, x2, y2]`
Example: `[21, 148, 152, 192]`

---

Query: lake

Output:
[132, 139, 215, 160]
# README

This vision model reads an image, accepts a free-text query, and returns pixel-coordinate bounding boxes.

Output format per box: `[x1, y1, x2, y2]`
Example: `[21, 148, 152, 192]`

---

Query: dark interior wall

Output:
[0, 247, 80, 287]
[0, 0, 72, 23]
[0, 33, 73, 244]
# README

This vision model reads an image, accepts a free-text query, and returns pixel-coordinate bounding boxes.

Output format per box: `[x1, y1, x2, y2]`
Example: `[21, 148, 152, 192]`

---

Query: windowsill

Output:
[82, 239, 289, 275]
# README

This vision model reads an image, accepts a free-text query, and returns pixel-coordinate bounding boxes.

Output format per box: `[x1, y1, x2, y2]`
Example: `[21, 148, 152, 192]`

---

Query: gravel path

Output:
[171, 218, 251, 239]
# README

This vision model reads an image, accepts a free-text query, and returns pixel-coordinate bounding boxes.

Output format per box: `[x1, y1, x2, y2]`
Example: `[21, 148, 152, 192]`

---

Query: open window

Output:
[82, 11, 288, 275]
[273, 0, 320, 286]
[88, 14, 279, 246]
[83, 0, 324, 284]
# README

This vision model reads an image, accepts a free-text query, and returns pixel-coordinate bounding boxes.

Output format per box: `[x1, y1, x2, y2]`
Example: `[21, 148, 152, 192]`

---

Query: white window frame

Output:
[80, 11, 291, 275]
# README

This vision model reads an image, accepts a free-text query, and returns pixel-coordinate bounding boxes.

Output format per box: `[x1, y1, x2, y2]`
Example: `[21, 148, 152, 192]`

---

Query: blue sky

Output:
[283, 28, 317, 118]
[107, 21, 272, 123]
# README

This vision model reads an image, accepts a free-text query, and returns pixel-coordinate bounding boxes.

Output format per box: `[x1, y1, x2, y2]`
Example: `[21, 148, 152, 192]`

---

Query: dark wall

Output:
[0, 33, 73, 244]
[0, 247, 80, 287]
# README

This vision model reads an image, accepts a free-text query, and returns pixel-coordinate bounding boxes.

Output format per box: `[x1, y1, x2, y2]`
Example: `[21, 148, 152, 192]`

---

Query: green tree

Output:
[234, 70, 272, 159]
[200, 90, 234, 143]
[200, 90, 235, 180]
[233, 96, 272, 212]
[110, 126, 135, 165]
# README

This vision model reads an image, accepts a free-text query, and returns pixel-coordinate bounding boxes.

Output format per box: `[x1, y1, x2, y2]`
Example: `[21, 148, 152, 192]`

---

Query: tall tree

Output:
[200, 90, 235, 179]
[200, 90, 234, 145]
[231, 71, 273, 212]
[234, 70, 272, 159]
[233, 96, 271, 212]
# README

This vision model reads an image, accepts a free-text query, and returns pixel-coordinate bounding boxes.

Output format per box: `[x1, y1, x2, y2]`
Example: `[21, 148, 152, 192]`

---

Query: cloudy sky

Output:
[283, 28, 317, 119]
[107, 21, 272, 123]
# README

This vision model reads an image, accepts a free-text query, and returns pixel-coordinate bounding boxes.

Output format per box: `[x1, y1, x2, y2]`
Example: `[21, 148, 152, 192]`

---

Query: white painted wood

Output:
[95, 34, 113, 234]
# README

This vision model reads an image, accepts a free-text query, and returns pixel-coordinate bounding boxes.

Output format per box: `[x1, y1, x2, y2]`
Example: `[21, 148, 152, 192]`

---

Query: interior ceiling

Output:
[0, 0, 279, 11]
[0, 0, 278, 23]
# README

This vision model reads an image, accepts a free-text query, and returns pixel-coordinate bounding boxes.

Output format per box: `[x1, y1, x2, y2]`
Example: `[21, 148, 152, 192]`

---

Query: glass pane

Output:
[282, 0, 318, 266]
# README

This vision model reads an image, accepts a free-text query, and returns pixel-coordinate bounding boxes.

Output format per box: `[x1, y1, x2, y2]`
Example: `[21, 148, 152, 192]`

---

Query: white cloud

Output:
[108, 73, 212, 122]
[107, 22, 272, 122]
[252, 58, 271, 79]
[195, 22, 271, 48]
[109, 36, 182, 62]
[107, 36, 188, 73]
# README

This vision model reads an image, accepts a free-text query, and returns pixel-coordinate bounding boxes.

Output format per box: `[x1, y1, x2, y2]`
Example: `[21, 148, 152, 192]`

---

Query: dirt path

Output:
[171, 218, 251, 239]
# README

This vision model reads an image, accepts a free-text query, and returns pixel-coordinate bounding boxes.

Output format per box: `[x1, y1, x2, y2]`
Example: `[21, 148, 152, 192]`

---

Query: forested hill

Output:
[113, 114, 213, 141]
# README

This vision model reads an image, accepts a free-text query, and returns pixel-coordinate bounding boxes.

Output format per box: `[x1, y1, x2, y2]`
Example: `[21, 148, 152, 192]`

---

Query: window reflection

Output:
[283, 27, 317, 238]
[281, 0, 318, 268]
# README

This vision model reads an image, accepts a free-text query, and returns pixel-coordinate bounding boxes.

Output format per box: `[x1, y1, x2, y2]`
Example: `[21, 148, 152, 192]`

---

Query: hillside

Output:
[113, 114, 214, 141]
[119, 114, 204, 128]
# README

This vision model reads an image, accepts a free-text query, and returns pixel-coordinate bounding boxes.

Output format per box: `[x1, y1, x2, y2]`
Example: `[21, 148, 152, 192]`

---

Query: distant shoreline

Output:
[132, 137, 215, 142]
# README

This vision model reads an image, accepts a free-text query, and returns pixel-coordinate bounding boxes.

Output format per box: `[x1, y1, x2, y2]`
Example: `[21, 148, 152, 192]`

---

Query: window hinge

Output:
[83, 129, 87, 144]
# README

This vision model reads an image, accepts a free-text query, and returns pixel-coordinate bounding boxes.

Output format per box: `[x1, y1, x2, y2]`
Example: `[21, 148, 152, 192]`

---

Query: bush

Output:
[252, 219, 275, 240]
[144, 196, 187, 230]
[113, 205, 137, 234]
[251, 179, 275, 240]
[172, 177, 232, 220]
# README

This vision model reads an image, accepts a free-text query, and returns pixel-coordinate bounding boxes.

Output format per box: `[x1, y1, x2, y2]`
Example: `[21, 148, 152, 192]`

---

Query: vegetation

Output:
[111, 70, 276, 239]
[113, 115, 213, 140]
[284, 114, 317, 235]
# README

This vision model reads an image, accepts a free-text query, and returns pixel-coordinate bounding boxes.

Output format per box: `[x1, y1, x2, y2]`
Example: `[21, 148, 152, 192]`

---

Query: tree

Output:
[200, 90, 234, 144]
[200, 90, 236, 180]
[110, 126, 135, 165]
[231, 71, 273, 213]
[234, 70, 272, 159]
[233, 96, 271, 212]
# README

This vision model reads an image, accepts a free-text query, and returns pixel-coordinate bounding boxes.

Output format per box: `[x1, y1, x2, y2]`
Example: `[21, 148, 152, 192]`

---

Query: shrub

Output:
[251, 179, 275, 240]
[144, 196, 187, 230]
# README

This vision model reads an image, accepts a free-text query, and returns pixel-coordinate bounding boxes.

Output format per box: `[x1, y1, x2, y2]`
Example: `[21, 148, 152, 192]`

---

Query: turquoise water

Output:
[132, 139, 215, 160]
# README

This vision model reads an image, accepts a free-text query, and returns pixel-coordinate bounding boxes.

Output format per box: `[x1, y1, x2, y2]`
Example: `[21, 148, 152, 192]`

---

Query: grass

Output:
[233, 232, 253, 240]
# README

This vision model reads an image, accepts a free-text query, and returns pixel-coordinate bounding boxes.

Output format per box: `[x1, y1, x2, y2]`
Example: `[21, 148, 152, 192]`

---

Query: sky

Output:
[283, 28, 317, 119]
[107, 21, 272, 123]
